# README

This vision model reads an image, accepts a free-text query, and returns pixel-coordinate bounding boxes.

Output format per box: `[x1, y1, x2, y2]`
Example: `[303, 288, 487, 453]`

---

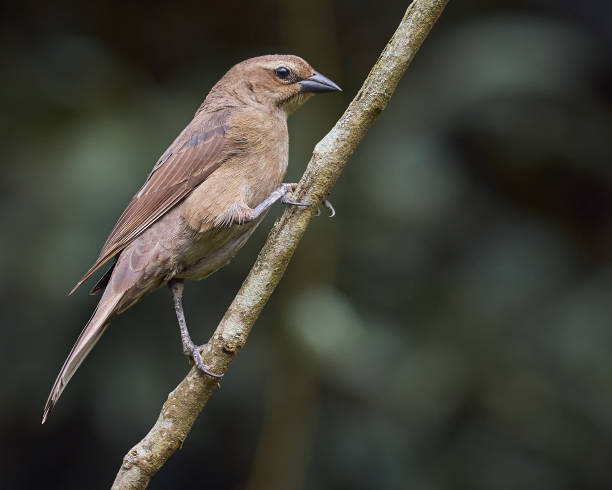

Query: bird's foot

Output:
[281, 184, 336, 216]
[316, 198, 336, 217]
[244, 183, 310, 223]
[280, 183, 310, 207]
[183, 340, 224, 378]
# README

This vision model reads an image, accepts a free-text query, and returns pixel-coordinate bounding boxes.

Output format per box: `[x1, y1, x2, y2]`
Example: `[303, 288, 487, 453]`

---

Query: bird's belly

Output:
[175, 217, 264, 280]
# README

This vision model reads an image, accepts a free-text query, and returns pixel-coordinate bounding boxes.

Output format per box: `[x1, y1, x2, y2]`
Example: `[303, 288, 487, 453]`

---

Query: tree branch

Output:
[112, 1, 449, 487]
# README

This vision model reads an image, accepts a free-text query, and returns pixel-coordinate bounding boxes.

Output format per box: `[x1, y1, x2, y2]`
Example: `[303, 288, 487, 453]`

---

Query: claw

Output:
[323, 199, 336, 218]
[281, 196, 310, 206]
[316, 199, 335, 217]
[188, 345, 224, 378]
[281, 184, 310, 207]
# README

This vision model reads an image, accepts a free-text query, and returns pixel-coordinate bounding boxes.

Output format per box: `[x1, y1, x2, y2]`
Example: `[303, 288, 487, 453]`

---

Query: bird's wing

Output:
[70, 109, 231, 294]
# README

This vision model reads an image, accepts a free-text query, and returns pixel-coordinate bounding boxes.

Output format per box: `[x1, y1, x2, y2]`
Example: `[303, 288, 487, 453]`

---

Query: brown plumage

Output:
[43, 55, 341, 423]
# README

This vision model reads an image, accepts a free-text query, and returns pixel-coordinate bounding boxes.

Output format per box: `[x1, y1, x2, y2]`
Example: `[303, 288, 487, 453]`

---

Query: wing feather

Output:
[70, 109, 230, 294]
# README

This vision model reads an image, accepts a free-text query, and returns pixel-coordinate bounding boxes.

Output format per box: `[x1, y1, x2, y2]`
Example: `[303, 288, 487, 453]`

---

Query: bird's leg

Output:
[244, 183, 310, 222]
[242, 184, 335, 223]
[168, 279, 223, 378]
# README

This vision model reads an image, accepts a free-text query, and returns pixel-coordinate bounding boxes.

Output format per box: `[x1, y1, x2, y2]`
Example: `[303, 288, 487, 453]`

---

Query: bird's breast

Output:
[236, 109, 289, 207]
[182, 108, 289, 230]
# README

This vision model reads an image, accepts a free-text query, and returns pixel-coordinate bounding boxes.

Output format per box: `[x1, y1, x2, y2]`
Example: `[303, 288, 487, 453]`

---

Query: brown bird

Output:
[42, 55, 341, 423]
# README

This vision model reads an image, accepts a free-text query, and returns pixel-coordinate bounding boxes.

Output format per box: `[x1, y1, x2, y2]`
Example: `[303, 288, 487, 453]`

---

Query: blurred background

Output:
[1, 0, 612, 488]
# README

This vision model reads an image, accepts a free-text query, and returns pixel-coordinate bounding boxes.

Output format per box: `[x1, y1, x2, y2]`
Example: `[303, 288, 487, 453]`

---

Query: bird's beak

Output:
[299, 71, 342, 93]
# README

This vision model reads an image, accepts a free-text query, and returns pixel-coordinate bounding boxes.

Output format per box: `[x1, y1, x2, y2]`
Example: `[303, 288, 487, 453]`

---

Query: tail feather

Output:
[42, 294, 121, 424]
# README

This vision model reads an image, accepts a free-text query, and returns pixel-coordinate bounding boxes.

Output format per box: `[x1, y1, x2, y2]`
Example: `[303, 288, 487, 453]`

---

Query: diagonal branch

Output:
[112, 1, 449, 487]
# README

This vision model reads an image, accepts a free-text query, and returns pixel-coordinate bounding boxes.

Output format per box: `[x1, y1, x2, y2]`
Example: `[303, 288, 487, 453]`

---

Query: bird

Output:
[42, 55, 341, 424]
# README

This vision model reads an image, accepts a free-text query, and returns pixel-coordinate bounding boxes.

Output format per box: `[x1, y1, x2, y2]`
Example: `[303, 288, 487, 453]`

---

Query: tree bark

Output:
[112, 1, 449, 487]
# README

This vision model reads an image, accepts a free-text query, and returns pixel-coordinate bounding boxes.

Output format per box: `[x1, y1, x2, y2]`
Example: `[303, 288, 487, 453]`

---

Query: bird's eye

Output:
[274, 67, 291, 80]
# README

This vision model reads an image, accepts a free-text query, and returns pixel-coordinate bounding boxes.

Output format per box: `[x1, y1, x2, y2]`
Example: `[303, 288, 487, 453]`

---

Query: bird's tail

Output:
[42, 293, 121, 424]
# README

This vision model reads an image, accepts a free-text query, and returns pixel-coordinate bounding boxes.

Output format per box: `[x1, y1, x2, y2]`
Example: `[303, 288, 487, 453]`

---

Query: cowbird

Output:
[42, 55, 341, 423]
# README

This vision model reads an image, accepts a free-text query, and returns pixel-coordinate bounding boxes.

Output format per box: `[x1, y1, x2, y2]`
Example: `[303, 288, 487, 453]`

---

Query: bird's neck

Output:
[200, 83, 289, 122]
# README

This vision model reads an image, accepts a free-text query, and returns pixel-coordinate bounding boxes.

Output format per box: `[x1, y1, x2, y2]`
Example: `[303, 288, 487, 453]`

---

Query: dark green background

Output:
[2, 0, 612, 488]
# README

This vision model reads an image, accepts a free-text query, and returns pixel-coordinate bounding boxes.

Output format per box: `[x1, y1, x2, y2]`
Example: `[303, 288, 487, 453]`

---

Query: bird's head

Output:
[210, 55, 341, 115]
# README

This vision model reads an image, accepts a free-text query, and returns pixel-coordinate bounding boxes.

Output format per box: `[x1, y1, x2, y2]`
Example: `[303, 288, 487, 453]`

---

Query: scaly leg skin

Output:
[246, 183, 310, 222]
[168, 279, 223, 378]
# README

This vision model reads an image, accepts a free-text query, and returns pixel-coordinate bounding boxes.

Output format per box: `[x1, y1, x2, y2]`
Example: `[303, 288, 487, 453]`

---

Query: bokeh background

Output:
[2, 0, 612, 488]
